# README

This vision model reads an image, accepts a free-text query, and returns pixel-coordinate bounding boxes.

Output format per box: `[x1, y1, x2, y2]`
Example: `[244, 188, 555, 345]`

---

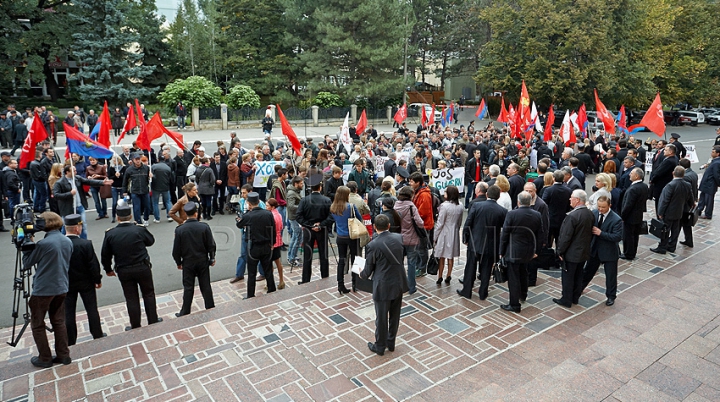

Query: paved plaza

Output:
[0, 197, 719, 401]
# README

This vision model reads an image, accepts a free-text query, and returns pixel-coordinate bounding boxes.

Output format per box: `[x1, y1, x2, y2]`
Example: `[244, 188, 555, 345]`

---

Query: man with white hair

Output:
[553, 189, 595, 308]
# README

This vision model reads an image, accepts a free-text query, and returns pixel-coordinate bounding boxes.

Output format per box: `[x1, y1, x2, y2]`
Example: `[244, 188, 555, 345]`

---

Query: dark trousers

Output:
[697, 191, 715, 218]
[254, 187, 268, 202]
[118, 267, 159, 328]
[623, 222, 641, 258]
[336, 236, 358, 285]
[32, 180, 48, 213]
[176, 176, 187, 200]
[559, 261, 585, 305]
[582, 259, 618, 300]
[507, 262, 528, 309]
[373, 297, 402, 351]
[212, 184, 226, 212]
[131, 193, 151, 223]
[301, 227, 329, 283]
[179, 263, 215, 315]
[460, 252, 494, 299]
[200, 194, 213, 218]
[29, 294, 69, 362]
[549, 226, 561, 248]
[681, 215, 694, 246]
[247, 250, 275, 298]
[65, 287, 103, 346]
[658, 219, 681, 252]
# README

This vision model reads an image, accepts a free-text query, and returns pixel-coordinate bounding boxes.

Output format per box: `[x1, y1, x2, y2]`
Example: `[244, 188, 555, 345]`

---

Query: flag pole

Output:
[69, 154, 78, 212]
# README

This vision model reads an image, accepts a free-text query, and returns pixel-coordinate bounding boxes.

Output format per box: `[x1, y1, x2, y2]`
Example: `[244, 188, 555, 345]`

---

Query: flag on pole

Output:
[276, 105, 302, 156]
[543, 106, 555, 141]
[143, 112, 185, 151]
[616, 105, 628, 133]
[476, 98, 488, 120]
[559, 110, 573, 145]
[629, 93, 665, 137]
[64, 122, 115, 159]
[19, 112, 48, 169]
[421, 105, 428, 126]
[428, 104, 436, 126]
[529, 101, 542, 133]
[594, 89, 616, 134]
[356, 109, 368, 137]
[498, 97, 509, 124]
[577, 103, 588, 136]
[338, 112, 353, 154]
[135, 99, 147, 138]
[393, 103, 407, 125]
[117, 106, 137, 144]
[90, 101, 111, 147]
[518, 80, 532, 132]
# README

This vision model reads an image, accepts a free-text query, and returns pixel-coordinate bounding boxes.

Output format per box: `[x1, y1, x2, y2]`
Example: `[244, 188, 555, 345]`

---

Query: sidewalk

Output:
[1, 208, 719, 401]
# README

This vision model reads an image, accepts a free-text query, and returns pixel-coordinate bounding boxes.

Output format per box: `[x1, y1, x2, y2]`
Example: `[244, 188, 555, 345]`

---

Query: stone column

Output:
[192, 107, 200, 131]
[350, 104, 357, 122]
[312, 106, 319, 127]
[221, 103, 228, 130]
[387, 106, 393, 124]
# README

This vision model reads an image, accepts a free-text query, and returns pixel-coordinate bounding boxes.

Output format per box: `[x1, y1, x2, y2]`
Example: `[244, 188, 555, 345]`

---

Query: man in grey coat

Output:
[652, 166, 695, 254]
[361, 215, 408, 356]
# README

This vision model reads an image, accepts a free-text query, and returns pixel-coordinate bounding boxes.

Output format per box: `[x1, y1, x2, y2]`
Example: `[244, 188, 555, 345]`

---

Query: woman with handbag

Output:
[433, 186, 464, 285]
[394, 186, 426, 295]
[329, 186, 363, 294]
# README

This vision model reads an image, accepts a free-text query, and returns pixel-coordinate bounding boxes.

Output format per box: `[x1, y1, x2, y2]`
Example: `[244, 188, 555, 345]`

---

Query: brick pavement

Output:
[1, 205, 719, 401]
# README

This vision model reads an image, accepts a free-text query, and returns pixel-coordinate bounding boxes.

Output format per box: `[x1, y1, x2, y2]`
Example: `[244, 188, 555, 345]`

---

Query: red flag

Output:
[117, 106, 137, 144]
[276, 105, 302, 156]
[19, 113, 48, 169]
[356, 109, 368, 136]
[475, 98, 487, 119]
[618, 105, 628, 131]
[577, 103, 588, 135]
[135, 99, 147, 137]
[543, 106, 555, 141]
[498, 97, 509, 123]
[594, 89, 616, 134]
[518, 80, 531, 132]
[420, 105, 428, 126]
[394, 103, 407, 125]
[144, 112, 185, 150]
[635, 93, 665, 137]
[97, 101, 111, 148]
[429, 104, 436, 125]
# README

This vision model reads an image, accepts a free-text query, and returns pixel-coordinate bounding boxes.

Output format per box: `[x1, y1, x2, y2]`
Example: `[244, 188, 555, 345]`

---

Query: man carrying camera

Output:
[21, 211, 73, 368]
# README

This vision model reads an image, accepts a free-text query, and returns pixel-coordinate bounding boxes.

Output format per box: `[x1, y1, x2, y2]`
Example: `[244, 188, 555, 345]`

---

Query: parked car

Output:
[695, 108, 718, 117]
[585, 111, 605, 131]
[629, 110, 646, 126]
[664, 111, 692, 126]
[408, 103, 442, 121]
[706, 111, 720, 125]
[678, 110, 705, 125]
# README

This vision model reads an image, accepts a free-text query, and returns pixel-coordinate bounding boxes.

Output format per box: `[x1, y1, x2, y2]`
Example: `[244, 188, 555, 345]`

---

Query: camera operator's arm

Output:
[21, 236, 41, 268]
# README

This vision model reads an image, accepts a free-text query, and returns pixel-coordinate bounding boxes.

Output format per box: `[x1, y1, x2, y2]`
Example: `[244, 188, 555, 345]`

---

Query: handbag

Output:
[640, 220, 649, 235]
[409, 205, 429, 240]
[649, 218, 667, 238]
[426, 251, 439, 276]
[686, 205, 699, 227]
[492, 257, 507, 284]
[348, 205, 368, 240]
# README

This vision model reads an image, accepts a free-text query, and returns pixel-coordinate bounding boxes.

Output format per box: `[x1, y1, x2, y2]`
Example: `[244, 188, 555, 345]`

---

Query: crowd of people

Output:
[4, 100, 720, 364]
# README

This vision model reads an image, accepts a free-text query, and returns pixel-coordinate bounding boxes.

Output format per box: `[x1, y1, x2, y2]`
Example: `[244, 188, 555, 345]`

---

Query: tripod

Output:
[7, 247, 52, 347]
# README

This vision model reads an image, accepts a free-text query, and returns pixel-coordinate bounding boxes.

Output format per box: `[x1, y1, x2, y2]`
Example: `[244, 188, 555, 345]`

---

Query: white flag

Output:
[531, 102, 543, 133]
[338, 112, 353, 155]
[560, 110, 573, 145]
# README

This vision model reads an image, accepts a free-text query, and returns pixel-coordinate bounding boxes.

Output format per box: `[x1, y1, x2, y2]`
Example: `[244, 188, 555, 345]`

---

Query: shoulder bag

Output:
[348, 205, 368, 240]
[409, 205, 429, 241]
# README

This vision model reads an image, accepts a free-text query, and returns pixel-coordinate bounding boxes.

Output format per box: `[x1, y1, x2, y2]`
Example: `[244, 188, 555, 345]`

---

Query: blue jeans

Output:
[288, 220, 302, 261]
[131, 193, 151, 223]
[178, 116, 185, 129]
[235, 232, 264, 278]
[32, 180, 48, 213]
[111, 187, 122, 218]
[6, 191, 21, 221]
[90, 187, 107, 217]
[152, 190, 171, 220]
[404, 244, 420, 293]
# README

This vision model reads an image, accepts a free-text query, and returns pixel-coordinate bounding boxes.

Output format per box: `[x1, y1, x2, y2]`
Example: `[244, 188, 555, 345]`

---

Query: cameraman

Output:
[21, 211, 73, 368]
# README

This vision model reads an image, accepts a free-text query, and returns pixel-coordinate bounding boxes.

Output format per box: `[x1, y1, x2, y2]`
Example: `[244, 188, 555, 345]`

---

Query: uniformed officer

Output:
[64, 214, 105, 345]
[172, 202, 216, 316]
[395, 166, 410, 192]
[101, 205, 162, 331]
[235, 192, 277, 299]
[295, 174, 333, 284]
[669, 133, 686, 159]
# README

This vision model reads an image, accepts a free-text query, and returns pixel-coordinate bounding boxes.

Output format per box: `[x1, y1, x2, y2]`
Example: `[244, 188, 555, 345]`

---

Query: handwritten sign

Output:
[342, 165, 353, 184]
[685, 144, 699, 163]
[253, 161, 285, 187]
[426, 167, 465, 195]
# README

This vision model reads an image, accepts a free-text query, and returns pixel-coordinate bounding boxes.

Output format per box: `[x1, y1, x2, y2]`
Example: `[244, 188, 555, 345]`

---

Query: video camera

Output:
[11, 204, 45, 251]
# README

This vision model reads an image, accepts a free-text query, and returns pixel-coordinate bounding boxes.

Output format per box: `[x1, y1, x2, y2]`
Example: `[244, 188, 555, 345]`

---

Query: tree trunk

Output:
[41, 49, 61, 101]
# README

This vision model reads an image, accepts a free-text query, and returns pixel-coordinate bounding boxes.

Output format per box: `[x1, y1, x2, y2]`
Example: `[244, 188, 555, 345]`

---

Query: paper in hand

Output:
[351, 256, 366, 275]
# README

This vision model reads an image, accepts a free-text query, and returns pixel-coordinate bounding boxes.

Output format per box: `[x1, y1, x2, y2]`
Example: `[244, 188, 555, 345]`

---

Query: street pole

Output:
[403, 12, 409, 105]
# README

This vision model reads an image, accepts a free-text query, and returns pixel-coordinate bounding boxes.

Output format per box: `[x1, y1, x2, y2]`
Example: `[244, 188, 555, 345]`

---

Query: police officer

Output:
[172, 202, 216, 316]
[295, 174, 333, 284]
[64, 214, 105, 345]
[235, 192, 276, 299]
[101, 205, 162, 331]
[669, 133, 687, 159]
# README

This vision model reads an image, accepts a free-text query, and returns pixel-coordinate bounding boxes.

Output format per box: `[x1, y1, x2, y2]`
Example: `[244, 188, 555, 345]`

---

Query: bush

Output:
[313, 92, 344, 108]
[158, 76, 222, 110]
[226, 85, 261, 109]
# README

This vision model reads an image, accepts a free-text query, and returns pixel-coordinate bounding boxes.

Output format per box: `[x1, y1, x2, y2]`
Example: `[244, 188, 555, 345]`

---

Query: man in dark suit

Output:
[650, 143, 679, 209]
[542, 170, 572, 247]
[506, 163, 525, 208]
[465, 149, 484, 207]
[210, 152, 228, 215]
[562, 166, 582, 191]
[498, 191, 543, 312]
[650, 140, 667, 170]
[53, 164, 112, 239]
[235, 192, 277, 298]
[553, 189, 595, 308]
[679, 158, 698, 247]
[361, 214, 408, 356]
[580, 196, 623, 306]
[620, 168, 649, 260]
[697, 146, 720, 219]
[524, 182, 550, 285]
[296, 174, 334, 284]
[458, 185, 507, 300]
[669, 133, 686, 159]
[384, 153, 398, 179]
[652, 166, 695, 254]
[575, 145, 595, 176]
[568, 158, 585, 189]
[64, 214, 105, 346]
[173, 203, 216, 315]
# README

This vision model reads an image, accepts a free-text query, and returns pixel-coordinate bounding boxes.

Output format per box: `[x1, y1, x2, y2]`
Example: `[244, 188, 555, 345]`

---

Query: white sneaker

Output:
[153, 219, 160, 223]
[143, 221, 149, 227]
[167, 217, 173, 222]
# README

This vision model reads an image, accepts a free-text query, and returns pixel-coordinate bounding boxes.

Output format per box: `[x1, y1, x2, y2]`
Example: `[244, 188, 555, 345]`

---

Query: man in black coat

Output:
[669, 133, 686, 159]
[174, 149, 188, 199]
[575, 145, 595, 176]
[524, 182, 550, 285]
[459, 185, 507, 300]
[562, 166, 583, 191]
[210, 152, 228, 215]
[384, 153, 398, 179]
[101, 205, 162, 331]
[506, 163, 525, 208]
[464, 148, 484, 207]
[652, 166, 695, 254]
[173, 203, 216, 315]
[64, 214, 105, 345]
[235, 192, 276, 298]
[498, 191, 543, 312]
[697, 146, 720, 219]
[53, 164, 112, 239]
[679, 158, 698, 247]
[553, 189, 595, 308]
[580, 196, 623, 306]
[361, 215, 408, 356]
[569, 157, 586, 189]
[541, 170, 573, 247]
[649, 144, 679, 210]
[296, 175, 333, 284]
[620, 168, 649, 260]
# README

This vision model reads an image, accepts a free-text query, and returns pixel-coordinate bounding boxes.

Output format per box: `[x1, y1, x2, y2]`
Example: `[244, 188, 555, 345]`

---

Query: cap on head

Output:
[63, 214, 82, 226]
[396, 166, 409, 179]
[116, 205, 132, 217]
[247, 192, 260, 204]
[183, 202, 198, 215]
[670, 133, 681, 139]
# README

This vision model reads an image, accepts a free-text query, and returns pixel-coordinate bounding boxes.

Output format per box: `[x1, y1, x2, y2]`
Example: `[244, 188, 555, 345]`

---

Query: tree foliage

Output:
[226, 85, 261, 109]
[313, 92, 344, 108]
[158, 76, 223, 108]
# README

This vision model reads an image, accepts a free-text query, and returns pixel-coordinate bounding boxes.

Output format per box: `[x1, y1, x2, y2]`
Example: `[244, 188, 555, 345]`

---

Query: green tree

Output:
[166, 0, 219, 84]
[126, 0, 171, 92]
[226, 85, 261, 108]
[158, 76, 223, 108]
[313, 92, 344, 108]
[70, 0, 157, 104]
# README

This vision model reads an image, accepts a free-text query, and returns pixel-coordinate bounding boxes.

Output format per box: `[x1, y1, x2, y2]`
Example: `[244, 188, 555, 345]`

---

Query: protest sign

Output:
[426, 167, 465, 195]
[253, 161, 286, 187]
[685, 144, 699, 163]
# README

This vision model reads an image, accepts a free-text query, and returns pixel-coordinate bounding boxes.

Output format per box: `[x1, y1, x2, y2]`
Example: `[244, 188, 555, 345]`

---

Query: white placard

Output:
[351, 256, 366, 275]
[685, 144, 699, 163]
[426, 167, 465, 195]
[252, 161, 285, 187]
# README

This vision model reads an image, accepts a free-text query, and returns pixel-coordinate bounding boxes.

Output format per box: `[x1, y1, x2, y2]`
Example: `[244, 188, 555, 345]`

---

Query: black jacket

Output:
[123, 163, 151, 195]
[209, 160, 228, 185]
[541, 183, 572, 229]
[499, 206, 543, 263]
[360, 231, 408, 301]
[658, 178, 694, 221]
[101, 222, 155, 273]
[68, 236, 102, 291]
[556, 205, 595, 263]
[590, 209, 623, 262]
[507, 173, 525, 207]
[296, 192, 333, 228]
[383, 159, 397, 179]
[650, 154, 679, 197]
[53, 176, 106, 217]
[236, 207, 276, 246]
[173, 218, 216, 266]
[29, 159, 48, 182]
[465, 157, 483, 183]
[620, 181, 649, 225]
[463, 199, 507, 256]
[324, 176, 344, 201]
[174, 156, 188, 177]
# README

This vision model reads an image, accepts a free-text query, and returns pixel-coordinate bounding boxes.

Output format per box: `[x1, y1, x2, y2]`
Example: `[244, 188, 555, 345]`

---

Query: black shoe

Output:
[338, 285, 351, 294]
[297, 281, 308, 285]
[388, 344, 395, 352]
[500, 304, 520, 313]
[243, 295, 255, 300]
[606, 299, 615, 306]
[124, 326, 133, 332]
[444, 276, 452, 284]
[667, 248, 676, 253]
[679, 241, 693, 247]
[367, 342, 384, 356]
[151, 317, 163, 324]
[650, 247, 666, 254]
[520, 298, 526, 303]
[218, 210, 224, 215]
[280, 246, 288, 251]
[211, 210, 217, 216]
[31, 356, 53, 368]
[619, 254, 635, 260]
[52, 356, 72, 365]
[456, 289, 470, 299]
[206, 215, 213, 220]
[552, 298, 572, 308]
[528, 282, 537, 287]
[0, 227, 9, 232]
[458, 278, 464, 284]
[436, 278, 443, 285]
[175, 312, 185, 317]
